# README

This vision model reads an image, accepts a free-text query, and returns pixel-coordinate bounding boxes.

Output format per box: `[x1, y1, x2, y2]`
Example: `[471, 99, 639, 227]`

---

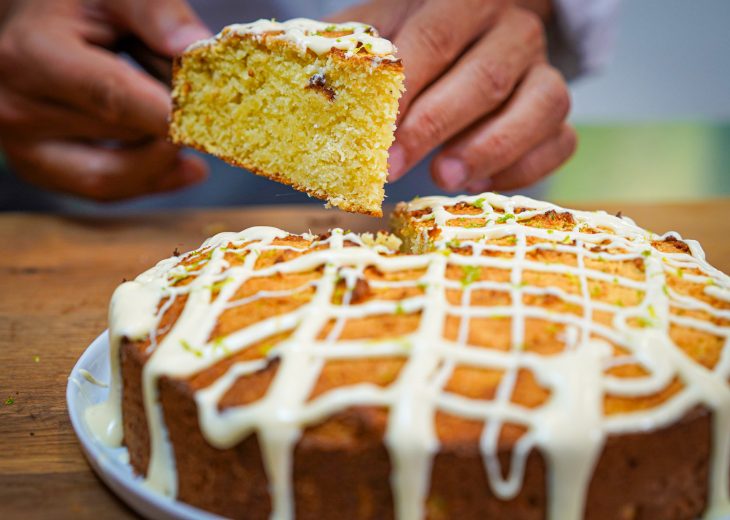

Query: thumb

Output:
[109, 0, 212, 56]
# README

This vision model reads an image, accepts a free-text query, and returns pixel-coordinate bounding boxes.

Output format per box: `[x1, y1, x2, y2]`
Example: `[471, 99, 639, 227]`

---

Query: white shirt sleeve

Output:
[547, 0, 621, 80]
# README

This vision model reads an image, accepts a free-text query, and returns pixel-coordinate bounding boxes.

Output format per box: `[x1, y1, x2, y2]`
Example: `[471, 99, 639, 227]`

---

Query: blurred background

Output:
[548, 0, 730, 203]
[1, 0, 728, 211]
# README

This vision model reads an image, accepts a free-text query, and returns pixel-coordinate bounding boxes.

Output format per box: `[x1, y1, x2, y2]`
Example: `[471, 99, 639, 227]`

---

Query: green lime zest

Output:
[460, 265, 481, 287]
[647, 304, 657, 319]
[180, 339, 203, 358]
[259, 343, 276, 356]
[212, 336, 231, 356]
[496, 213, 515, 224]
[636, 316, 653, 328]
[170, 272, 191, 284]
[206, 276, 233, 293]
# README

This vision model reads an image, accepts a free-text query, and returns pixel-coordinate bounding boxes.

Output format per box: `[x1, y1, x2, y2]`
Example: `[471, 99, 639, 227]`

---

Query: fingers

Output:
[488, 124, 577, 191]
[392, 0, 507, 115]
[326, 0, 413, 38]
[463, 125, 577, 193]
[0, 0, 212, 204]
[0, 87, 147, 141]
[330, 1, 570, 192]
[0, 31, 171, 137]
[106, 0, 212, 55]
[0, 0, 211, 139]
[431, 63, 571, 191]
[390, 7, 545, 180]
[3, 138, 208, 202]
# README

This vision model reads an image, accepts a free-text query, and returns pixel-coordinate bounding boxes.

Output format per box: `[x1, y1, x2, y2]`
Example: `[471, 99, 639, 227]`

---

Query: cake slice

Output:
[169, 18, 405, 216]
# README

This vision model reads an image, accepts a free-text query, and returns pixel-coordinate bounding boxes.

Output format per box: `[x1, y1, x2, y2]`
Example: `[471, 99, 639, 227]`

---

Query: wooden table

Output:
[1, 200, 729, 519]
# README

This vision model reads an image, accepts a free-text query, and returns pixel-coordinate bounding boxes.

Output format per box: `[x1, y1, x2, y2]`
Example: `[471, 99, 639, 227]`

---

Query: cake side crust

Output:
[170, 137, 384, 217]
[121, 336, 712, 519]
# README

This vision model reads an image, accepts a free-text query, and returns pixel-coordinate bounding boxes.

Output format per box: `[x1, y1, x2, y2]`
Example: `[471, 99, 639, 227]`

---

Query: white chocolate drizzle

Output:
[87, 193, 730, 519]
[186, 18, 398, 62]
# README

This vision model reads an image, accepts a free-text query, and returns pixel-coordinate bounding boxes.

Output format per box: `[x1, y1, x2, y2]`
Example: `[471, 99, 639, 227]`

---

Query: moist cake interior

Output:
[169, 19, 404, 217]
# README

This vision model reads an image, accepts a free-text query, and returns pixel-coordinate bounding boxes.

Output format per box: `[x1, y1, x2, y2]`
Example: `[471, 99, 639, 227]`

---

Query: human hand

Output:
[330, 0, 576, 193]
[0, 0, 211, 201]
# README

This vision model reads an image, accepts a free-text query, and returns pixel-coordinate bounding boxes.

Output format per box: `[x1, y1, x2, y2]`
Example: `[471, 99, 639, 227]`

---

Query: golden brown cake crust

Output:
[121, 336, 711, 519]
[179, 31, 404, 70]
[167, 138, 384, 218]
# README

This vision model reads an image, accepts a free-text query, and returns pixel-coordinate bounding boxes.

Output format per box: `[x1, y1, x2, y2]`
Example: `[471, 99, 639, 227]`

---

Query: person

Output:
[0, 0, 617, 210]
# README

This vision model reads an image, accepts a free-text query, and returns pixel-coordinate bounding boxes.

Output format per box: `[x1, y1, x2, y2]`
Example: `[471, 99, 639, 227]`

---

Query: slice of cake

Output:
[169, 18, 405, 216]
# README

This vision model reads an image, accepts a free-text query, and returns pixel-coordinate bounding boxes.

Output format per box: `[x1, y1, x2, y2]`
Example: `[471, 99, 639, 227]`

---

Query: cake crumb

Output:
[361, 231, 402, 251]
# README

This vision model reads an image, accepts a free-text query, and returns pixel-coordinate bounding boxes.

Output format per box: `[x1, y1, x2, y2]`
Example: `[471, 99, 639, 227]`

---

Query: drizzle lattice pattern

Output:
[122, 193, 730, 520]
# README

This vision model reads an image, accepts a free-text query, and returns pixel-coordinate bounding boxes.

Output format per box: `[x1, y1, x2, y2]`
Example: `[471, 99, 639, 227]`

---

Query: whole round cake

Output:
[86, 193, 730, 519]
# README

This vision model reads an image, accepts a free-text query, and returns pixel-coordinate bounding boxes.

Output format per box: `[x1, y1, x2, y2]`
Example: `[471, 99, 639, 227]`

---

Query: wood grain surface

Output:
[1, 200, 728, 519]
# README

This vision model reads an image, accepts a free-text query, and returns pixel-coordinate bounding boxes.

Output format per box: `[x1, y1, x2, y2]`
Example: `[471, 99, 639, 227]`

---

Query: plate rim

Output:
[66, 330, 224, 520]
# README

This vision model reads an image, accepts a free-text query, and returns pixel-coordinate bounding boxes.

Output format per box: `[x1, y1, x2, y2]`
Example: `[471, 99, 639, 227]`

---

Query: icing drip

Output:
[405, 193, 730, 519]
[86, 256, 178, 446]
[385, 254, 445, 520]
[89, 194, 730, 519]
[186, 18, 398, 62]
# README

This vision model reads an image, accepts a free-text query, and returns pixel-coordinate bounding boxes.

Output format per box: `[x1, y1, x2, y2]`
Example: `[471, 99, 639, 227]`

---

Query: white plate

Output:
[67, 331, 224, 520]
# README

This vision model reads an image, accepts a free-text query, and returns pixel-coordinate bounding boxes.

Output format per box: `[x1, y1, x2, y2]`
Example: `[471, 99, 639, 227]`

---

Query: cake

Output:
[169, 19, 405, 216]
[86, 193, 730, 519]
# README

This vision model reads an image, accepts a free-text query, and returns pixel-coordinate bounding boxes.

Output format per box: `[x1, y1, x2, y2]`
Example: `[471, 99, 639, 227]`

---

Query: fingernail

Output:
[167, 25, 213, 54]
[179, 157, 208, 184]
[465, 178, 492, 194]
[438, 157, 468, 191]
[388, 143, 407, 181]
